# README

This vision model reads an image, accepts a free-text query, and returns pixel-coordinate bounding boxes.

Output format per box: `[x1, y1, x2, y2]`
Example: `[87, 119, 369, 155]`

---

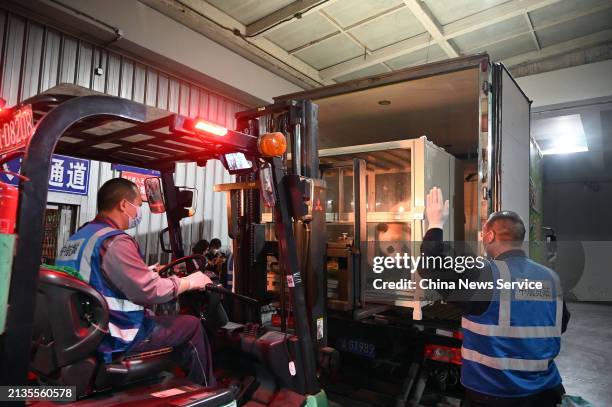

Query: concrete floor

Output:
[556, 302, 612, 406]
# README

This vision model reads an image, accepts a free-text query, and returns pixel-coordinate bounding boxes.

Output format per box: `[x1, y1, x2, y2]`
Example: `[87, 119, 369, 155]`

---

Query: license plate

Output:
[337, 337, 376, 358]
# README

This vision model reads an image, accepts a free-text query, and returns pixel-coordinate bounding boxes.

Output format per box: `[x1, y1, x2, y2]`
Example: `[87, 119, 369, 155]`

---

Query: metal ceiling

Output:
[143, 0, 612, 88]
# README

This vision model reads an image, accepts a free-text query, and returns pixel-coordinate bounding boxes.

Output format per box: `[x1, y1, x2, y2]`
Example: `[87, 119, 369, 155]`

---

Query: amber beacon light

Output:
[258, 132, 287, 157]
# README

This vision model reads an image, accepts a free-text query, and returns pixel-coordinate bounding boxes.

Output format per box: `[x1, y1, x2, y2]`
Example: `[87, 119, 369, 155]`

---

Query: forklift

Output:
[0, 85, 329, 406]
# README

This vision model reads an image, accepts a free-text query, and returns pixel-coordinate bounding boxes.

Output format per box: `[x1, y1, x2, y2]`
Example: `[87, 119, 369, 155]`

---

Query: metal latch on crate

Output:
[413, 206, 425, 220]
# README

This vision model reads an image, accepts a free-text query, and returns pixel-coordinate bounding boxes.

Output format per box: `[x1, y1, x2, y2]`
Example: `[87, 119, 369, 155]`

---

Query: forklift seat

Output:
[31, 268, 173, 398]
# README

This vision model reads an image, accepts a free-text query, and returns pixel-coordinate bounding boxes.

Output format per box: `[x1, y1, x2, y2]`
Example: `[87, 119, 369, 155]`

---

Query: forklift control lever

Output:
[205, 284, 259, 305]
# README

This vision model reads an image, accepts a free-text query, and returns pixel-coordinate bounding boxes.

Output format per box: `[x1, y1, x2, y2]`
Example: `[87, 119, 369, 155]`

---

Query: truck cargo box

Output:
[273, 54, 533, 319]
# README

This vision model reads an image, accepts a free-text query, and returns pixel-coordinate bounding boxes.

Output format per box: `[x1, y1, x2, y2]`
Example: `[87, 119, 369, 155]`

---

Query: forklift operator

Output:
[56, 178, 215, 386]
[420, 187, 569, 407]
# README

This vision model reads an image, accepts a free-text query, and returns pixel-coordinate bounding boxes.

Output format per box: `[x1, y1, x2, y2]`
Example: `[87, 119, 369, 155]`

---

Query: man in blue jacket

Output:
[57, 178, 215, 386]
[420, 187, 569, 407]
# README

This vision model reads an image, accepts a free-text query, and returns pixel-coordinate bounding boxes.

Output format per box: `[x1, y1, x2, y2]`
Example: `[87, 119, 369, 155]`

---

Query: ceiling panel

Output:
[264, 12, 338, 51]
[386, 45, 446, 70]
[453, 15, 529, 52]
[334, 63, 390, 83]
[206, 0, 295, 25]
[467, 33, 536, 61]
[529, 0, 611, 28]
[424, 0, 510, 25]
[322, 0, 405, 28]
[349, 7, 426, 51]
[535, 9, 612, 48]
[294, 35, 364, 70]
[147, 0, 612, 88]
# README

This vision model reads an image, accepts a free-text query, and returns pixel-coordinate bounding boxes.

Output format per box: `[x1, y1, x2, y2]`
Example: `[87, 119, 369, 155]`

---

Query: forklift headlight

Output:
[258, 132, 286, 157]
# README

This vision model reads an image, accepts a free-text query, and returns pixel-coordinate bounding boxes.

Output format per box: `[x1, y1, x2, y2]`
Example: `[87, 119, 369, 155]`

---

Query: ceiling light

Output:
[541, 145, 588, 155]
[378, 100, 391, 106]
[532, 114, 588, 155]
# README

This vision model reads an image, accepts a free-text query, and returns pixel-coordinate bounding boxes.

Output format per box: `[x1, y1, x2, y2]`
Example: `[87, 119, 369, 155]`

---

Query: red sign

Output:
[0, 105, 34, 155]
[121, 171, 149, 201]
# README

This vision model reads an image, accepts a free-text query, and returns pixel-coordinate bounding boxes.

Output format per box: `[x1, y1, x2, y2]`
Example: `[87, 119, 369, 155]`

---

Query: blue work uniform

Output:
[56, 218, 148, 362]
[461, 257, 563, 397]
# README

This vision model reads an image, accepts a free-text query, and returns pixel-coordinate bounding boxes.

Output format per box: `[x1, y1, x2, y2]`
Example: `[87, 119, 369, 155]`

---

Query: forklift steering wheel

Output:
[157, 255, 207, 278]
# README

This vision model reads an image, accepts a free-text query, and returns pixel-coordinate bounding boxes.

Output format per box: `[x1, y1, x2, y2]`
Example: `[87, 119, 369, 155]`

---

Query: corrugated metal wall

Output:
[0, 9, 247, 262]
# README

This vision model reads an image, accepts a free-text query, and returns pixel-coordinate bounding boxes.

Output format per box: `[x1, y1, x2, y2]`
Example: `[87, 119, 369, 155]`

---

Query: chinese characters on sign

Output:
[120, 171, 150, 201]
[113, 164, 160, 202]
[0, 154, 90, 195]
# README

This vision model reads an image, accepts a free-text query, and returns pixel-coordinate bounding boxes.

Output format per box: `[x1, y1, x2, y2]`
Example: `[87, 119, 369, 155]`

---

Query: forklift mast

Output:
[233, 100, 328, 351]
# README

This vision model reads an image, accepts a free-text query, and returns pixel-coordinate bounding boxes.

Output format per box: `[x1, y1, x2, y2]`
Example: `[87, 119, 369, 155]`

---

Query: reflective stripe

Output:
[79, 227, 116, 281]
[104, 296, 144, 312]
[107, 323, 139, 342]
[462, 348, 550, 372]
[494, 260, 511, 327]
[461, 317, 561, 338]
[542, 264, 563, 336]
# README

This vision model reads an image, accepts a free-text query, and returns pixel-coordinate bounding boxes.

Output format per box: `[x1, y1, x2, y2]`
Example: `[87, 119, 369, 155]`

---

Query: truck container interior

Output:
[312, 66, 481, 243]
[267, 65, 486, 319]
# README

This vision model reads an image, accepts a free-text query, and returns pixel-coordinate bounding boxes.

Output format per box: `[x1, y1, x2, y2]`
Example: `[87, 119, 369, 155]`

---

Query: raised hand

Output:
[425, 187, 449, 230]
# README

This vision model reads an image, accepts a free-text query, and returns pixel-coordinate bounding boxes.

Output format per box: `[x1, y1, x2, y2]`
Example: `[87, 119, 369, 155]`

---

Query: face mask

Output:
[126, 200, 142, 229]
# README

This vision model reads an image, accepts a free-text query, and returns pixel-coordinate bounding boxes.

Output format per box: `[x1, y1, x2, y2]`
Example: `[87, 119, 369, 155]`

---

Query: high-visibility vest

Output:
[56, 221, 145, 363]
[461, 257, 563, 397]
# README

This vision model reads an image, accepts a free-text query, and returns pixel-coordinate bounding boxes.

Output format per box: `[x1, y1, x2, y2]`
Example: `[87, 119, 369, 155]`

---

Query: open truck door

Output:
[489, 63, 532, 232]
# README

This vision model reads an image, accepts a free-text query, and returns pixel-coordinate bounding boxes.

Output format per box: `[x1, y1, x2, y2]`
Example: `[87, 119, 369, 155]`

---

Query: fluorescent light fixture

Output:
[533, 114, 588, 155]
[541, 145, 588, 155]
